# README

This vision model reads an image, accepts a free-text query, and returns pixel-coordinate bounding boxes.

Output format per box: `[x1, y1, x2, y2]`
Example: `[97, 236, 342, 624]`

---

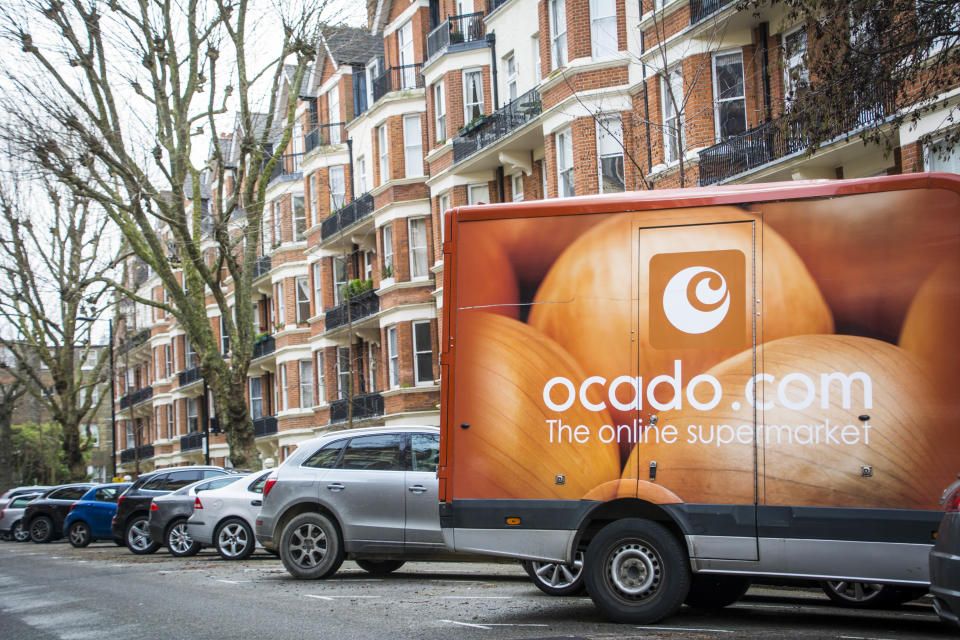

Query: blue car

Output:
[63, 483, 131, 547]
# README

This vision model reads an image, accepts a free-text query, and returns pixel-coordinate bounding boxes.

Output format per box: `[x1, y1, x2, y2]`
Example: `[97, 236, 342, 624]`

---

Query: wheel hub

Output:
[609, 543, 659, 596]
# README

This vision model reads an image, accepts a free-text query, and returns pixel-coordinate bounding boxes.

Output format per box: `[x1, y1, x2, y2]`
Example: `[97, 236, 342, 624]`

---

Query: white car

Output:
[187, 470, 272, 560]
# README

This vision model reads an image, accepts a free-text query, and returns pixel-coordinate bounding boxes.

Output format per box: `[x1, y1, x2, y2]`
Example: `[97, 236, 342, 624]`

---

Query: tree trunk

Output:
[218, 374, 257, 469]
[0, 388, 19, 491]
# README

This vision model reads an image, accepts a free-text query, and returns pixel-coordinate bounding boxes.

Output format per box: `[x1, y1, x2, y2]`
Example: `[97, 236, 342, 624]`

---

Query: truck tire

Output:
[684, 574, 751, 608]
[584, 518, 690, 624]
[279, 512, 344, 580]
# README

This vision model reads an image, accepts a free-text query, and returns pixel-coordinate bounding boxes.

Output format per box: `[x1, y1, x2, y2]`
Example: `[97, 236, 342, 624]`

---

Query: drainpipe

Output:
[759, 22, 772, 122]
[487, 32, 499, 111]
[641, 31, 653, 176]
[496, 165, 505, 203]
[346, 138, 356, 200]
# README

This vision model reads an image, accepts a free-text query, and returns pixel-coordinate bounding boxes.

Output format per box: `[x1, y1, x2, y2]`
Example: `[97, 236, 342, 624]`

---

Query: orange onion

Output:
[456, 222, 520, 319]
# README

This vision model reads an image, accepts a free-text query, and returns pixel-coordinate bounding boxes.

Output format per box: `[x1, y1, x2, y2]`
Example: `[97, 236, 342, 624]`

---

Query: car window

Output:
[140, 474, 168, 491]
[201, 469, 226, 479]
[199, 476, 243, 493]
[166, 471, 203, 491]
[340, 434, 403, 471]
[11, 496, 36, 508]
[248, 472, 272, 494]
[94, 487, 122, 503]
[303, 439, 347, 469]
[411, 434, 440, 473]
[50, 487, 88, 500]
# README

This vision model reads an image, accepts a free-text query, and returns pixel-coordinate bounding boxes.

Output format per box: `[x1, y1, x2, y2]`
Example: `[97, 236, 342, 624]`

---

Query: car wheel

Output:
[67, 521, 92, 548]
[820, 581, 906, 608]
[355, 559, 406, 575]
[584, 518, 690, 624]
[125, 516, 160, 554]
[29, 516, 55, 543]
[684, 574, 752, 608]
[279, 512, 344, 580]
[166, 519, 201, 557]
[522, 550, 586, 596]
[215, 518, 255, 561]
[12, 520, 31, 543]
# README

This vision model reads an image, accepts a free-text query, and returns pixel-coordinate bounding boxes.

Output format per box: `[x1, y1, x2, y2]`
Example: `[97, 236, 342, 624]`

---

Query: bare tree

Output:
[0, 1, 341, 468]
[0, 179, 114, 481]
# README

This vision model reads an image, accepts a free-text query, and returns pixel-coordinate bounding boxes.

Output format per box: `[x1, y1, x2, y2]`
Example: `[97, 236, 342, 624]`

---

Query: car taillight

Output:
[117, 496, 126, 507]
[263, 475, 278, 498]
[194, 497, 203, 510]
[150, 502, 158, 511]
[69, 504, 76, 513]
[944, 484, 960, 513]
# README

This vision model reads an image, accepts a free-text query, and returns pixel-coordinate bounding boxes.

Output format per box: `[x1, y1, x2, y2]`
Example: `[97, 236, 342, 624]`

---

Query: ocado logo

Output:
[662, 266, 730, 335]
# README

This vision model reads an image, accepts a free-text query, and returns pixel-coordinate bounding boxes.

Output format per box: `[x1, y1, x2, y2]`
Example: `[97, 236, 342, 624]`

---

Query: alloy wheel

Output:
[12, 521, 30, 542]
[289, 522, 328, 569]
[168, 522, 194, 555]
[530, 551, 585, 591]
[127, 518, 152, 552]
[217, 522, 251, 559]
[68, 522, 91, 547]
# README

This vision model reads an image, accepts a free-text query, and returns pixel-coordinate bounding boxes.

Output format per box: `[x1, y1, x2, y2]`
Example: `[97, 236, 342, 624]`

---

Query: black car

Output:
[112, 466, 231, 554]
[147, 474, 245, 557]
[23, 484, 97, 543]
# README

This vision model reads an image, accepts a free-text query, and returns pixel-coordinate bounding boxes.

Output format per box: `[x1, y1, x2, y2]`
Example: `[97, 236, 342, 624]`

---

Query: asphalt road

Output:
[0, 540, 954, 640]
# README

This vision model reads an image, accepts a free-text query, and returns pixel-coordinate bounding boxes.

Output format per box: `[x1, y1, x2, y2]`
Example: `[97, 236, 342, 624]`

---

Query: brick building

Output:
[110, 0, 960, 474]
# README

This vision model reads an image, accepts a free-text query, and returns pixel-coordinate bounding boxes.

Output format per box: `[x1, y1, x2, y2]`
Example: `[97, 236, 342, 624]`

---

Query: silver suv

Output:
[254, 426, 446, 579]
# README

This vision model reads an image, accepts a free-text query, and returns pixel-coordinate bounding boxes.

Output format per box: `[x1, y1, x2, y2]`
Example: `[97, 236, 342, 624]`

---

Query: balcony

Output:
[320, 192, 375, 240]
[453, 87, 541, 163]
[698, 88, 895, 186]
[253, 255, 271, 279]
[427, 12, 486, 60]
[180, 431, 204, 452]
[117, 328, 150, 356]
[325, 289, 379, 332]
[253, 416, 278, 438]
[120, 444, 154, 464]
[372, 64, 424, 103]
[264, 152, 303, 186]
[178, 365, 202, 387]
[689, 0, 734, 25]
[304, 122, 346, 153]
[330, 392, 384, 424]
[119, 386, 153, 410]
[253, 335, 275, 360]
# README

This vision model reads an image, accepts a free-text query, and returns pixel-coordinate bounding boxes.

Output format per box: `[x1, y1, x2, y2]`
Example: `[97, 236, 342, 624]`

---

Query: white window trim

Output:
[550, 0, 567, 70]
[280, 364, 288, 412]
[378, 124, 389, 185]
[556, 127, 574, 197]
[299, 359, 313, 408]
[462, 68, 484, 125]
[782, 25, 808, 105]
[249, 377, 264, 420]
[597, 114, 625, 192]
[590, 0, 618, 59]
[412, 320, 434, 386]
[434, 81, 446, 142]
[408, 216, 429, 280]
[315, 351, 326, 406]
[711, 49, 747, 143]
[295, 276, 310, 324]
[387, 326, 399, 389]
[403, 114, 424, 178]
[660, 67, 685, 165]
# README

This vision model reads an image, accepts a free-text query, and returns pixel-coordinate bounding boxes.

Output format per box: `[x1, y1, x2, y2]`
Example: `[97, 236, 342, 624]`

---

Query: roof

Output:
[323, 25, 383, 67]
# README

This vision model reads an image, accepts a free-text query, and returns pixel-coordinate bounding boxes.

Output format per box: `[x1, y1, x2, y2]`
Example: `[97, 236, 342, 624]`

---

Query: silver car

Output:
[148, 474, 246, 557]
[187, 470, 272, 560]
[254, 426, 447, 579]
[931, 474, 960, 628]
[0, 493, 43, 542]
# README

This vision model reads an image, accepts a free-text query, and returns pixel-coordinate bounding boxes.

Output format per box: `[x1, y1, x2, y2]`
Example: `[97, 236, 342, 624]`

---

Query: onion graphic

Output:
[662, 266, 730, 334]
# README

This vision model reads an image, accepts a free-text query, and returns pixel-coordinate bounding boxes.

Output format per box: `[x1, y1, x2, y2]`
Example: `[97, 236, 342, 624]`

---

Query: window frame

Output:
[293, 195, 306, 241]
[186, 396, 198, 433]
[412, 321, 434, 386]
[403, 114, 424, 178]
[332, 256, 347, 306]
[377, 124, 389, 185]
[711, 50, 748, 142]
[504, 53, 518, 102]
[329, 165, 346, 210]
[590, 0, 618, 59]
[387, 326, 399, 389]
[327, 84, 341, 143]
[280, 363, 288, 412]
[315, 350, 326, 406]
[381, 224, 394, 279]
[782, 25, 808, 106]
[512, 173, 524, 201]
[408, 216, 429, 279]
[434, 81, 446, 141]
[661, 67, 685, 164]
[462, 68, 484, 125]
[550, 0, 567, 69]
[336, 346, 351, 400]
[295, 275, 311, 324]
[298, 359, 314, 408]
[556, 127, 574, 197]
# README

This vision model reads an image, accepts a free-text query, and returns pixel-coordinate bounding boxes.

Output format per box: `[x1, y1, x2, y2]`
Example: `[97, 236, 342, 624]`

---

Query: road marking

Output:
[839, 636, 898, 640]
[733, 603, 793, 609]
[439, 596, 511, 599]
[324, 578, 384, 582]
[637, 626, 735, 634]
[440, 620, 491, 630]
[304, 594, 382, 601]
[216, 579, 250, 584]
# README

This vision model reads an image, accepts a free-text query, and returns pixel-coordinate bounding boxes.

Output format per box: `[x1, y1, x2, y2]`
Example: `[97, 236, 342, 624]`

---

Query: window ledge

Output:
[380, 383, 441, 397]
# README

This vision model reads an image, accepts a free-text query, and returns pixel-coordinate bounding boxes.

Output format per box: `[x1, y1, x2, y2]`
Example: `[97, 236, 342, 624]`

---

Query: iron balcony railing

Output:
[117, 328, 150, 356]
[253, 416, 278, 438]
[372, 64, 424, 103]
[178, 366, 202, 387]
[689, 0, 735, 25]
[253, 255, 271, 279]
[698, 87, 896, 186]
[452, 87, 541, 163]
[427, 12, 486, 59]
[329, 392, 384, 424]
[119, 386, 153, 410]
[253, 335, 275, 360]
[324, 289, 379, 332]
[320, 192, 375, 240]
[304, 122, 347, 153]
[180, 431, 204, 452]
[264, 152, 304, 184]
[120, 444, 154, 464]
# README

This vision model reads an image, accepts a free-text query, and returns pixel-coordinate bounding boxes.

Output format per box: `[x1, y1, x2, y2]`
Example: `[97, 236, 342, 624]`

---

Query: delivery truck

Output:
[437, 174, 960, 624]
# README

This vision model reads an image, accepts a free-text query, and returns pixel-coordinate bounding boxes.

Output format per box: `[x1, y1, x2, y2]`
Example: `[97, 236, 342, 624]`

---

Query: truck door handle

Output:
[408, 485, 427, 494]
[250, 500, 262, 507]
[327, 483, 345, 492]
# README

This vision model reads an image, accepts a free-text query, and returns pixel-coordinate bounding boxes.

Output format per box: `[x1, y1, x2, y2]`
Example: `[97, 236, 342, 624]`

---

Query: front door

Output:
[637, 220, 758, 561]
[405, 433, 444, 549]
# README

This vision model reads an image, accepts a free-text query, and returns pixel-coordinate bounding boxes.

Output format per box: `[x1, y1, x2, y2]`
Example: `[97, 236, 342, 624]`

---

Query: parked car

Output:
[521, 552, 586, 596]
[931, 474, 960, 628]
[188, 470, 272, 560]
[23, 484, 97, 543]
[255, 426, 449, 579]
[0, 485, 50, 510]
[148, 474, 246, 557]
[0, 493, 43, 542]
[112, 466, 231, 554]
[62, 483, 131, 547]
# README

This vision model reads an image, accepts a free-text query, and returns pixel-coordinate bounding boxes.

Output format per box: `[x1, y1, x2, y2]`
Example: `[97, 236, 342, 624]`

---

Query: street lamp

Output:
[78, 316, 115, 481]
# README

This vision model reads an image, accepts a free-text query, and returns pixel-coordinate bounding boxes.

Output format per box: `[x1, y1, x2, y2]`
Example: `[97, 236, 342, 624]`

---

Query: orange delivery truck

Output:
[436, 174, 960, 624]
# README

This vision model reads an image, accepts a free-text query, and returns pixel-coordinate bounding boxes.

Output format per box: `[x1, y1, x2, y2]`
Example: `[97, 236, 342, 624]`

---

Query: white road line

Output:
[324, 578, 384, 582]
[440, 620, 492, 630]
[304, 594, 383, 601]
[840, 636, 898, 640]
[215, 579, 250, 584]
[637, 626, 734, 633]
[439, 596, 511, 599]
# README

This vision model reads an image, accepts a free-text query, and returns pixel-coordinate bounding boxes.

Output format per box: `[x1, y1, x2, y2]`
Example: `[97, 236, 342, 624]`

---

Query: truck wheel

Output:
[522, 550, 586, 596]
[355, 559, 405, 575]
[684, 574, 751, 608]
[279, 512, 344, 580]
[584, 518, 690, 624]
